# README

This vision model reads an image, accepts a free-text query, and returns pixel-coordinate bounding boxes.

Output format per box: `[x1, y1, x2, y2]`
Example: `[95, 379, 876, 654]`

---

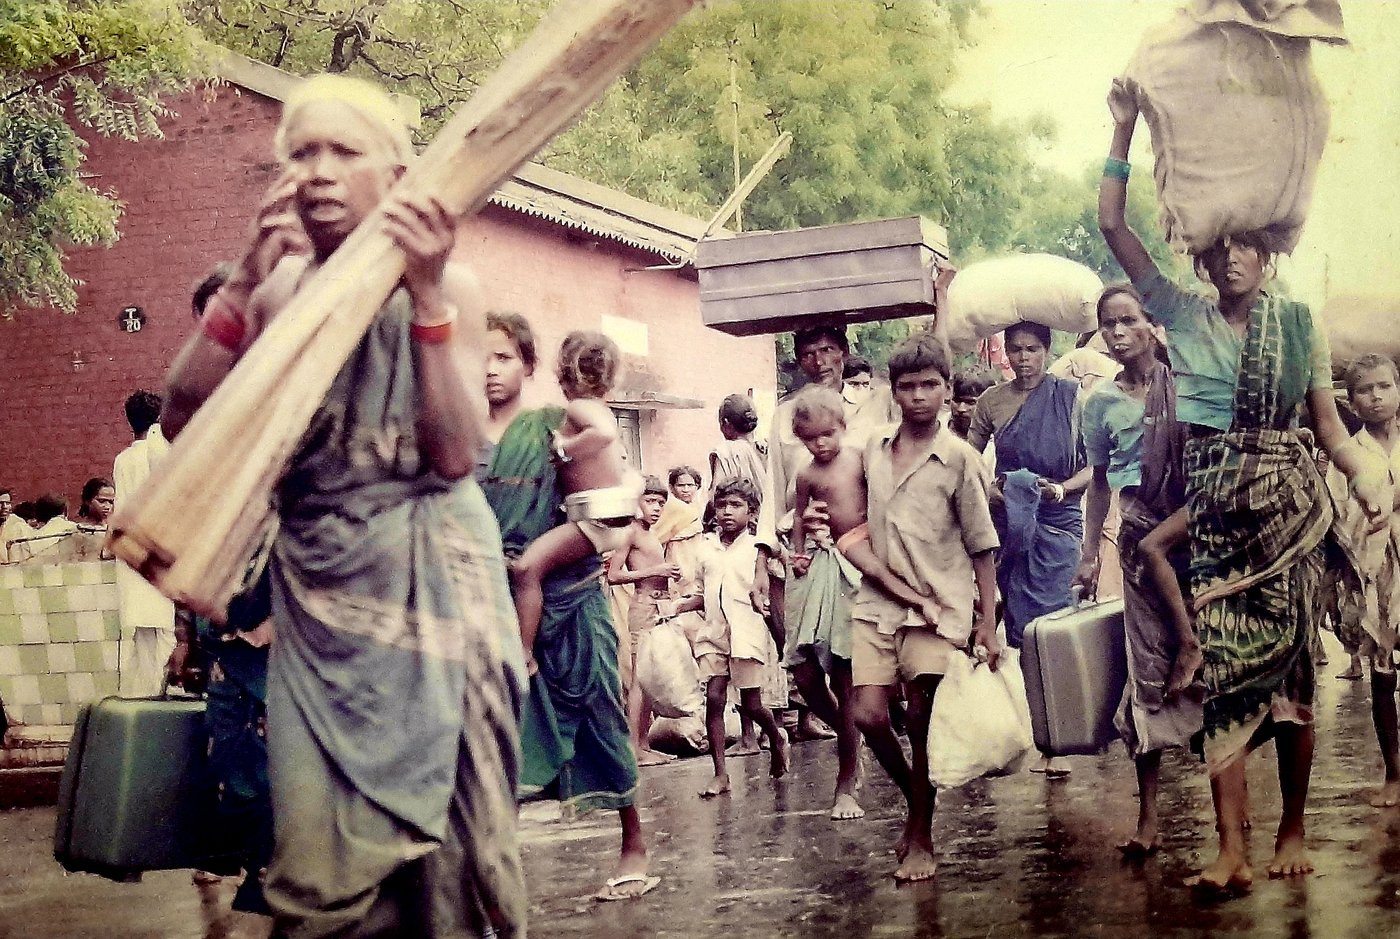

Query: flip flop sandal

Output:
[596, 874, 661, 902]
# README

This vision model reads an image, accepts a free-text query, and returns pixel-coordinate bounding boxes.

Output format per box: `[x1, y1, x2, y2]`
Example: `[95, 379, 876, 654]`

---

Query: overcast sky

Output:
[947, 0, 1400, 310]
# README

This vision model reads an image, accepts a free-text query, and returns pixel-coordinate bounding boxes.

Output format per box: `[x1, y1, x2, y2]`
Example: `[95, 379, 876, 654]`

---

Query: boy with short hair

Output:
[674, 478, 790, 797]
[790, 385, 944, 629]
[848, 333, 1001, 883]
[1339, 354, 1400, 807]
[607, 476, 682, 767]
[949, 370, 996, 440]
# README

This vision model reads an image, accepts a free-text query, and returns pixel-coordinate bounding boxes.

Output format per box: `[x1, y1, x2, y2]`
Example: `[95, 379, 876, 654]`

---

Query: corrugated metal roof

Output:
[490, 163, 719, 264]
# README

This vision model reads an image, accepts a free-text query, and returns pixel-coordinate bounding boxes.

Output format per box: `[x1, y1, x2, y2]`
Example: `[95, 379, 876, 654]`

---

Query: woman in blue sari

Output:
[968, 321, 1091, 776]
[968, 322, 1092, 646]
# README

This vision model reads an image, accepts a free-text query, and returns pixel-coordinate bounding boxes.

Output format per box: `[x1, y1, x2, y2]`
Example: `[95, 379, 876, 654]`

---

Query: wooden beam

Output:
[107, 0, 700, 617]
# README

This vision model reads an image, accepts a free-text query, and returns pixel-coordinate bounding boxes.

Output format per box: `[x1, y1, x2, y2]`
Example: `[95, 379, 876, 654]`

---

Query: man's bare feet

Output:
[700, 774, 731, 798]
[1267, 832, 1313, 878]
[725, 739, 761, 758]
[894, 844, 938, 883]
[1370, 780, 1400, 808]
[1166, 641, 1204, 698]
[769, 729, 790, 779]
[1185, 850, 1252, 897]
[830, 792, 865, 821]
[636, 748, 674, 767]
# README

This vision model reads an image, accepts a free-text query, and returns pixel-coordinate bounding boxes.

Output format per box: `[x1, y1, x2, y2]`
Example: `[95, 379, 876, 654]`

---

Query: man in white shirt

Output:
[0, 488, 32, 563]
[113, 390, 174, 696]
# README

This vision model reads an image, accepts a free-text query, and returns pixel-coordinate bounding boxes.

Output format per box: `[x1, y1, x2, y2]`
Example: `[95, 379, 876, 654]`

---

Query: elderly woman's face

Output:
[283, 101, 399, 249]
[1005, 329, 1048, 381]
[1098, 293, 1155, 365]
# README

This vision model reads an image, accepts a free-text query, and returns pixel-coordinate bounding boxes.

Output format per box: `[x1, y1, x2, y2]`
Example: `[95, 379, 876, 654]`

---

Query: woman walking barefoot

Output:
[1073, 285, 1203, 859]
[1099, 87, 1388, 895]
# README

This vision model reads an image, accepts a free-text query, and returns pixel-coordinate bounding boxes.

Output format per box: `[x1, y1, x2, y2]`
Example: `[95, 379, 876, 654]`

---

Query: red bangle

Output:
[410, 320, 453, 344]
[202, 292, 248, 351]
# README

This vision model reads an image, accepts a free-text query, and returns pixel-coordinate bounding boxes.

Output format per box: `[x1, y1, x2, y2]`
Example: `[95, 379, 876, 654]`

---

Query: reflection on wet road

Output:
[3, 634, 1400, 937]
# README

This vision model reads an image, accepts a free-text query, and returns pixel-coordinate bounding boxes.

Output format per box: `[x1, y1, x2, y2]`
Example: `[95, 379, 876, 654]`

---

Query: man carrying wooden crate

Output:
[161, 75, 527, 939]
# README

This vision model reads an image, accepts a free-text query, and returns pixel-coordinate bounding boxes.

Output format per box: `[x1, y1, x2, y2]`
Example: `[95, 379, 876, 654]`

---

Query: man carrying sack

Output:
[161, 75, 527, 938]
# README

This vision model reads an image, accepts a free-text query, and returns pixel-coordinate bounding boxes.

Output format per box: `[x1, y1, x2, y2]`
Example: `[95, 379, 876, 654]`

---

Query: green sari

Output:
[481, 408, 638, 813]
[1185, 295, 1341, 772]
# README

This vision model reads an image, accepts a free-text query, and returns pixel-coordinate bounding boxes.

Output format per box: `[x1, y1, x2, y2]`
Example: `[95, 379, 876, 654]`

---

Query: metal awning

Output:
[607, 391, 704, 411]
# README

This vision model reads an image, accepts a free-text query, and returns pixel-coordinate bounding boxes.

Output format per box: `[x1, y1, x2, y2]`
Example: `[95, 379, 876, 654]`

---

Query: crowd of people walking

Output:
[6, 63, 1397, 939]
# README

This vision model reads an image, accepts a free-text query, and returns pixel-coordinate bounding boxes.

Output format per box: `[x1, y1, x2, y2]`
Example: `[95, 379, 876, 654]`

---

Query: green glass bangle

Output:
[1103, 157, 1131, 180]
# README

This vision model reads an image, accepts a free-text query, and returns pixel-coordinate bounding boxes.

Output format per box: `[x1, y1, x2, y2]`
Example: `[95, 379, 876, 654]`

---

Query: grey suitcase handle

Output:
[1040, 586, 1120, 623]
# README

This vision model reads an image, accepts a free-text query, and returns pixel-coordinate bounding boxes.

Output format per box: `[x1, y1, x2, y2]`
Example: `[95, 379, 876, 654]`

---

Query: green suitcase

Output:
[53, 693, 209, 880]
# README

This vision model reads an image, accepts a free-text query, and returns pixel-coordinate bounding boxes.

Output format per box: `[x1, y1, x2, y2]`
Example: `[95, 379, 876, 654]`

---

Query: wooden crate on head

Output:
[694, 215, 949, 338]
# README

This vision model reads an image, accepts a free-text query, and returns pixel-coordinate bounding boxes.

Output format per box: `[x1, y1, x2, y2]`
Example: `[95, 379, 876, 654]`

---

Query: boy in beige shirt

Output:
[847, 333, 1001, 883]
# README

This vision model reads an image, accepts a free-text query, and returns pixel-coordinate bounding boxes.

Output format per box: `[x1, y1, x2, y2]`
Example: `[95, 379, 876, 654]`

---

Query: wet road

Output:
[4, 633, 1400, 938]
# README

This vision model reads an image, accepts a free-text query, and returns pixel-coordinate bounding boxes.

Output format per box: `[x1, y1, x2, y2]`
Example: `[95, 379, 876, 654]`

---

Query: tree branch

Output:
[3, 54, 120, 105]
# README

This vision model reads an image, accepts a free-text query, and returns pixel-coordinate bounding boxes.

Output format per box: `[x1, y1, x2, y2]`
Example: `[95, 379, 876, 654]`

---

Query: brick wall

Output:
[0, 82, 775, 505]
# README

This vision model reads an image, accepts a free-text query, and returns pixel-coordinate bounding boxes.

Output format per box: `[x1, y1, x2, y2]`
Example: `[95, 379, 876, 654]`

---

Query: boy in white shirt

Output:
[674, 478, 789, 797]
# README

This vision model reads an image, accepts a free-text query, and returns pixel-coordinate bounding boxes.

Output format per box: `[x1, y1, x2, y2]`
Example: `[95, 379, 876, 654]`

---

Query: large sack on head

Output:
[944, 254, 1103, 353]
[1323, 295, 1400, 365]
[1184, 0, 1346, 42]
[1115, 9, 1340, 256]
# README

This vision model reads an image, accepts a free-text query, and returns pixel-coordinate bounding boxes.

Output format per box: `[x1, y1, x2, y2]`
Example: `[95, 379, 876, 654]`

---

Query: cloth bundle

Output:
[635, 620, 703, 719]
[1113, 0, 1347, 255]
[944, 254, 1103, 352]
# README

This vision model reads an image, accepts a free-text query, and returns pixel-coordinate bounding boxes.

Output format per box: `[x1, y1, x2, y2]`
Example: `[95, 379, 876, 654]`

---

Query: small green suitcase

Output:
[53, 693, 209, 880]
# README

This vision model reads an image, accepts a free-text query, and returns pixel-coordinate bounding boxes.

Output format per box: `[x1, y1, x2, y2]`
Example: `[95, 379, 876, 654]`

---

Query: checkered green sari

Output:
[1184, 295, 1333, 771]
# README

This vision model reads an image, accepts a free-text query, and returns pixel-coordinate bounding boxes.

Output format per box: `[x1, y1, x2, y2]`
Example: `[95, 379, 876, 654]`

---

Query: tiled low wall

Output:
[0, 561, 121, 727]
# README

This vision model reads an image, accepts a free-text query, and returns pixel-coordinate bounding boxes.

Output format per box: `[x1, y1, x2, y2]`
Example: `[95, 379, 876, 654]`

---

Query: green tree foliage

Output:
[0, 0, 208, 315]
[1007, 162, 1190, 286]
[183, 0, 547, 124]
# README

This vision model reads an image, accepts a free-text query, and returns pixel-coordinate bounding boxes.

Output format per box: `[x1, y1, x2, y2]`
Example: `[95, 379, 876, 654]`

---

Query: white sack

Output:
[928, 649, 1034, 789]
[1117, 12, 1333, 255]
[1322, 294, 1400, 365]
[944, 254, 1103, 353]
[635, 619, 703, 719]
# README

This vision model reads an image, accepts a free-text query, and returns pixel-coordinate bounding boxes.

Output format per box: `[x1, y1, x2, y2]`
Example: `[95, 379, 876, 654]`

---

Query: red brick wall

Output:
[0, 83, 774, 506]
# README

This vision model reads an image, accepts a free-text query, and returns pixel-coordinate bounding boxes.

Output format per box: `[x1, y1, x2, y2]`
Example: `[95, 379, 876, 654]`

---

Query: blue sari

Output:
[993, 375, 1084, 647]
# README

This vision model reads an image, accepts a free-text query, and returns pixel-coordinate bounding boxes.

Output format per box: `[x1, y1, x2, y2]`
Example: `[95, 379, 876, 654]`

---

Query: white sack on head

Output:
[1322, 294, 1400, 366]
[943, 254, 1103, 353]
[1116, 9, 1340, 256]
